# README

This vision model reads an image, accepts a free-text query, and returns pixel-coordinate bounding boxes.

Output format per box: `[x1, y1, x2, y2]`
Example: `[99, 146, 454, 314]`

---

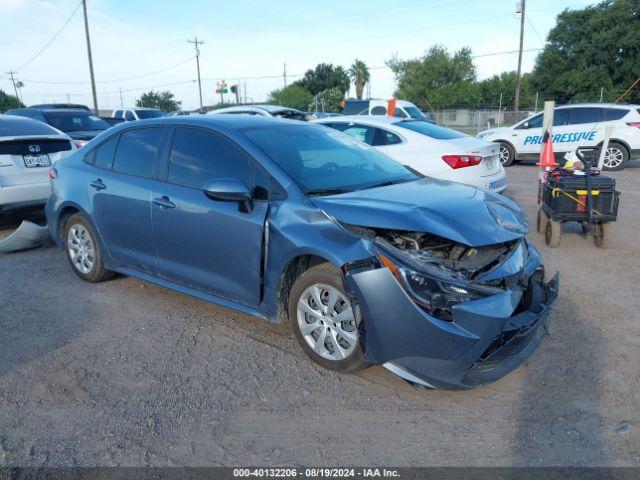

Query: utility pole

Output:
[283, 62, 287, 88]
[119, 87, 123, 107]
[188, 37, 205, 110]
[66, 93, 71, 103]
[514, 0, 525, 116]
[82, 0, 98, 113]
[5, 71, 20, 100]
[243, 82, 247, 104]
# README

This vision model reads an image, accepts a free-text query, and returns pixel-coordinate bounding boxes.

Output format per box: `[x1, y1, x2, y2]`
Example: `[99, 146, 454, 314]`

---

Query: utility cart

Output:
[537, 148, 620, 248]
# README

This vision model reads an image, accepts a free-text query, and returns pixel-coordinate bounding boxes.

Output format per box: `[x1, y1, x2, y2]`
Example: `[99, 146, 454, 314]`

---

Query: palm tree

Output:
[348, 59, 370, 100]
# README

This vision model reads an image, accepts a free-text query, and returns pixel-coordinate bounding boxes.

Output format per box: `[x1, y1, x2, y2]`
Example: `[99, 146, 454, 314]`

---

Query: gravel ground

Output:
[0, 163, 639, 467]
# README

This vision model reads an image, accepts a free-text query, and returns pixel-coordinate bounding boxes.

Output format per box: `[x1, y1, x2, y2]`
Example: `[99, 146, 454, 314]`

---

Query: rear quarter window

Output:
[603, 108, 630, 121]
[393, 120, 466, 140]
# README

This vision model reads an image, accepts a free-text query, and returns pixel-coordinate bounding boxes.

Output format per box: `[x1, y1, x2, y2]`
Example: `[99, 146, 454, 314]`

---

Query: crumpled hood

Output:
[313, 178, 528, 247]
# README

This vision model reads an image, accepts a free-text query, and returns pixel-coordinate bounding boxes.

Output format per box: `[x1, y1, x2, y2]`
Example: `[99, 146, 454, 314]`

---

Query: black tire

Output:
[62, 213, 114, 282]
[499, 142, 516, 167]
[536, 208, 548, 234]
[288, 263, 367, 373]
[593, 223, 609, 248]
[544, 219, 562, 247]
[602, 142, 629, 171]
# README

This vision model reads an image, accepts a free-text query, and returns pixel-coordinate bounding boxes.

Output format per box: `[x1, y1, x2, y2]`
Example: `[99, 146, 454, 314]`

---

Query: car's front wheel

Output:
[63, 213, 114, 282]
[289, 263, 367, 372]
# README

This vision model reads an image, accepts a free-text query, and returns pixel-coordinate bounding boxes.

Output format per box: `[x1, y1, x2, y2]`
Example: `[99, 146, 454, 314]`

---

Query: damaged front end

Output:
[343, 225, 558, 389]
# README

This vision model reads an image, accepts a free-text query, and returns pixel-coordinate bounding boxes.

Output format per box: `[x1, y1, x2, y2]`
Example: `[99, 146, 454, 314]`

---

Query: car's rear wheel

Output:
[498, 142, 516, 167]
[602, 142, 628, 171]
[289, 263, 366, 372]
[63, 213, 114, 282]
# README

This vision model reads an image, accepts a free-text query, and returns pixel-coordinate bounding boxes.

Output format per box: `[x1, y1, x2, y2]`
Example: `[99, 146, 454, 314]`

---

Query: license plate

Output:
[484, 157, 498, 171]
[23, 154, 51, 168]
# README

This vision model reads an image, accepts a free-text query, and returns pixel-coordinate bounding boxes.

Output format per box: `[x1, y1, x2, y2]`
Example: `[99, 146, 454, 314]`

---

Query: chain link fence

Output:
[433, 109, 534, 135]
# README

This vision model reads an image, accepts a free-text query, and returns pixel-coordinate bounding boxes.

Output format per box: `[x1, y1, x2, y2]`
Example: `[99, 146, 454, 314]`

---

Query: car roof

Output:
[555, 102, 639, 109]
[108, 113, 311, 131]
[210, 104, 304, 114]
[314, 115, 402, 125]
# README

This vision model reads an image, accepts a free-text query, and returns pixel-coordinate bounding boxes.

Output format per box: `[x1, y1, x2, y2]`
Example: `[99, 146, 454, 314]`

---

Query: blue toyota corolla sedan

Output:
[46, 116, 558, 389]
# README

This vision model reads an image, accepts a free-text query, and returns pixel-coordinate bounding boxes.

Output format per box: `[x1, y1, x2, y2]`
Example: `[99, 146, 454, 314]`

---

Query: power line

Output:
[525, 14, 546, 45]
[15, 1, 82, 71]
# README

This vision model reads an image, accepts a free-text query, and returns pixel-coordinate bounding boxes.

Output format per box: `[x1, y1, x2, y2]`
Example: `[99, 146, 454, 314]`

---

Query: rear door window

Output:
[569, 108, 602, 125]
[342, 124, 376, 145]
[167, 127, 253, 189]
[112, 127, 163, 178]
[371, 106, 387, 115]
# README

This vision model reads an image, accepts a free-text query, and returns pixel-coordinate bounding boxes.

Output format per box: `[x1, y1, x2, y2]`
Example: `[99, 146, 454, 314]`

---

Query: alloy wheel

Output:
[603, 147, 624, 169]
[67, 224, 95, 274]
[296, 284, 358, 361]
[499, 145, 510, 165]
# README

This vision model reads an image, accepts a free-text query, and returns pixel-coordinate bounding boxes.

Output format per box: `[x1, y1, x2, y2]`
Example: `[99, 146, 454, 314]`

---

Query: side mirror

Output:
[203, 178, 253, 212]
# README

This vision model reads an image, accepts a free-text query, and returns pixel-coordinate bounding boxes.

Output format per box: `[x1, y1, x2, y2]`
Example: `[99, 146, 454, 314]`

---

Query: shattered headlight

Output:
[377, 251, 499, 321]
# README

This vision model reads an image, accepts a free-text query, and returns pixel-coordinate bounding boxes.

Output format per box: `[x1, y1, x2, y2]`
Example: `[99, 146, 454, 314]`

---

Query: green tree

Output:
[0, 89, 24, 112]
[135, 90, 181, 112]
[348, 59, 370, 100]
[294, 63, 350, 96]
[310, 87, 344, 113]
[531, 0, 640, 104]
[387, 46, 480, 109]
[478, 71, 534, 109]
[267, 84, 313, 111]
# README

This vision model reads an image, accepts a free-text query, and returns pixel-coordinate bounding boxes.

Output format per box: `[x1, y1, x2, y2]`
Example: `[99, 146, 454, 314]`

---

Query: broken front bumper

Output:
[346, 265, 558, 390]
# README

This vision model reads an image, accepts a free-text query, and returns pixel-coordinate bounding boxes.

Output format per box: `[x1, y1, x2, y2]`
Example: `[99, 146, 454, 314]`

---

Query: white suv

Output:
[478, 103, 640, 170]
[112, 108, 164, 121]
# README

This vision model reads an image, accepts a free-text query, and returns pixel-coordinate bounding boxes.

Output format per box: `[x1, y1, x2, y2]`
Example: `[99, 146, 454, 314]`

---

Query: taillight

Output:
[442, 155, 482, 169]
[49, 167, 58, 180]
[627, 122, 640, 128]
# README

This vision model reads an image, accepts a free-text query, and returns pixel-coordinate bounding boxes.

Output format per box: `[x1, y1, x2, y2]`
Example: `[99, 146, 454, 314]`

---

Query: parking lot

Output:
[0, 163, 638, 467]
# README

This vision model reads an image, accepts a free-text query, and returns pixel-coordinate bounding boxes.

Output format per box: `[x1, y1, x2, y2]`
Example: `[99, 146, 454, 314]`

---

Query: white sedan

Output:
[0, 115, 76, 217]
[314, 116, 506, 193]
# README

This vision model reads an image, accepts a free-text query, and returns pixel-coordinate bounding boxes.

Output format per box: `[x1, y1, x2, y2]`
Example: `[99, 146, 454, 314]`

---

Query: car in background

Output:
[314, 116, 507, 193]
[343, 99, 434, 122]
[0, 115, 76, 217]
[208, 104, 309, 121]
[112, 108, 164, 122]
[46, 115, 557, 389]
[5, 108, 112, 148]
[166, 111, 192, 116]
[478, 103, 640, 170]
[29, 103, 91, 111]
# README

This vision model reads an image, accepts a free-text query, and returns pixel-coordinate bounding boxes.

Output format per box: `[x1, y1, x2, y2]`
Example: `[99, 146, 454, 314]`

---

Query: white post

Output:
[597, 126, 613, 170]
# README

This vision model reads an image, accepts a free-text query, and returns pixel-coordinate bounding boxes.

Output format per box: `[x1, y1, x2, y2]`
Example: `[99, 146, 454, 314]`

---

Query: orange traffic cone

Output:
[536, 131, 558, 167]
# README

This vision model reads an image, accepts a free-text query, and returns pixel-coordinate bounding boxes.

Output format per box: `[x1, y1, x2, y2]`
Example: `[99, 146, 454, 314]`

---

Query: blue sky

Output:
[1, 0, 594, 110]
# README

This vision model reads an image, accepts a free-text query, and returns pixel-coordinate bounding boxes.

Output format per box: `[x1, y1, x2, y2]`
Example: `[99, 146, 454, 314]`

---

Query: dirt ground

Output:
[0, 163, 638, 467]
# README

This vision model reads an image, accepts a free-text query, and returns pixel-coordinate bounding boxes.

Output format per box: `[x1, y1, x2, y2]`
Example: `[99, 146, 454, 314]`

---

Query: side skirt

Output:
[117, 266, 268, 320]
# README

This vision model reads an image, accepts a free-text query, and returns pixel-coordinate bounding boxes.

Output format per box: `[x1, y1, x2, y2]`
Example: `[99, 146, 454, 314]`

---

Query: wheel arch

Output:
[275, 253, 337, 323]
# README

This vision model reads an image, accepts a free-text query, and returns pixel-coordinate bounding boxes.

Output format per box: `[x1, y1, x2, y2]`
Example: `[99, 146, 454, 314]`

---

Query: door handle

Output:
[90, 179, 106, 190]
[153, 195, 176, 209]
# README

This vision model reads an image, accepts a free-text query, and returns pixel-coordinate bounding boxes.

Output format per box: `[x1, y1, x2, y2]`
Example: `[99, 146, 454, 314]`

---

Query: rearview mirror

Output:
[203, 178, 253, 212]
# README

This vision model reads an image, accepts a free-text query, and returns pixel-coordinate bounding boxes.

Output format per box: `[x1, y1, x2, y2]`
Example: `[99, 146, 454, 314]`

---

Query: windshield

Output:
[242, 124, 417, 195]
[43, 112, 110, 132]
[402, 106, 427, 120]
[0, 115, 60, 137]
[393, 120, 466, 140]
[135, 109, 163, 119]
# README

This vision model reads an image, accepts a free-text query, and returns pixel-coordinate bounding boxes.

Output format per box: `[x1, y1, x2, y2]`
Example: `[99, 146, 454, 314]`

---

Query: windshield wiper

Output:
[361, 178, 413, 190]
[306, 188, 350, 197]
